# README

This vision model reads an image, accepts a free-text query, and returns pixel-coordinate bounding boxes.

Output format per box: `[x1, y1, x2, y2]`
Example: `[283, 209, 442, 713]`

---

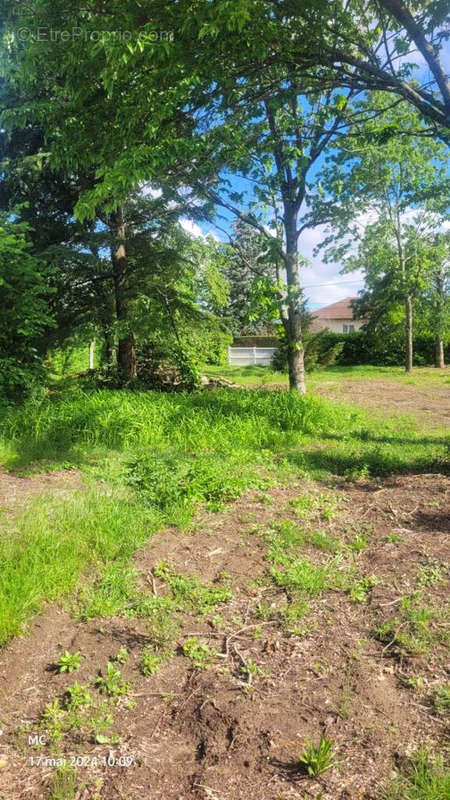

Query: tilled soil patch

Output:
[0, 473, 448, 799]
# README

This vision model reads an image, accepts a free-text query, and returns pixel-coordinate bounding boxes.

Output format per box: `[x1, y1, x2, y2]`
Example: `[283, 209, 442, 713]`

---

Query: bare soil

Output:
[0, 470, 82, 515]
[314, 378, 450, 430]
[0, 471, 448, 800]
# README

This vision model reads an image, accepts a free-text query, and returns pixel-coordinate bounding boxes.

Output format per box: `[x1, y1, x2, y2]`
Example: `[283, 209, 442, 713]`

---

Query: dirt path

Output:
[0, 470, 82, 515]
[313, 378, 450, 429]
[0, 472, 448, 799]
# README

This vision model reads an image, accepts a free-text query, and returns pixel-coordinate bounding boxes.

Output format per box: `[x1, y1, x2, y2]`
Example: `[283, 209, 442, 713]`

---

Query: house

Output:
[310, 297, 363, 334]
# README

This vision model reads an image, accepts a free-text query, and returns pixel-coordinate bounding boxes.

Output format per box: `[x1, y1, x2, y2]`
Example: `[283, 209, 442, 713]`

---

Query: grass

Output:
[203, 363, 449, 389]
[373, 593, 446, 656]
[379, 749, 450, 799]
[0, 383, 447, 647]
[298, 736, 337, 777]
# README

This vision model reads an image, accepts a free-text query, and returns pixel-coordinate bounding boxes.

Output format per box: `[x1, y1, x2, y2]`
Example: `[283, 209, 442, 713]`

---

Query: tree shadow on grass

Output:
[288, 444, 449, 479]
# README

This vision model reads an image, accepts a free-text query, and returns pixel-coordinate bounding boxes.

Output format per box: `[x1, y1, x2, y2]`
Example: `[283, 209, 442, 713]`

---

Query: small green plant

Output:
[432, 683, 450, 714]
[386, 532, 403, 544]
[112, 647, 129, 664]
[55, 651, 82, 674]
[349, 574, 379, 604]
[95, 662, 128, 696]
[240, 658, 265, 683]
[271, 558, 329, 596]
[379, 748, 449, 799]
[154, 562, 232, 614]
[139, 647, 163, 676]
[49, 764, 77, 800]
[417, 562, 443, 588]
[404, 676, 424, 691]
[64, 682, 92, 711]
[307, 529, 340, 553]
[298, 735, 337, 777]
[183, 637, 216, 669]
[350, 533, 368, 551]
[373, 595, 438, 655]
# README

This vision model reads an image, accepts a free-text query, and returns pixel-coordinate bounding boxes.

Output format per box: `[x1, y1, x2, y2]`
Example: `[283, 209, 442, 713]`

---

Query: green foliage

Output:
[183, 637, 216, 670]
[48, 764, 77, 800]
[56, 651, 82, 674]
[0, 384, 446, 646]
[94, 662, 128, 696]
[0, 216, 53, 397]
[349, 575, 379, 604]
[298, 736, 337, 777]
[379, 749, 450, 800]
[373, 593, 442, 655]
[154, 562, 232, 614]
[432, 684, 450, 715]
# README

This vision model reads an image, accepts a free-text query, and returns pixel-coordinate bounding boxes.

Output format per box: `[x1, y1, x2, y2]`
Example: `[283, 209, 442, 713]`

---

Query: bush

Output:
[271, 330, 344, 372]
[322, 331, 450, 367]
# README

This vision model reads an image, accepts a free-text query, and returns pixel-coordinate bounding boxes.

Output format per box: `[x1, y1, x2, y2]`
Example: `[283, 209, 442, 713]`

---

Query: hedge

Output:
[319, 331, 449, 367]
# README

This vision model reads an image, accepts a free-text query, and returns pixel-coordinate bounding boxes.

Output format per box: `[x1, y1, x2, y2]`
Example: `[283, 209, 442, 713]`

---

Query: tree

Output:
[0, 216, 54, 397]
[312, 96, 449, 372]
[222, 220, 278, 335]
[188, 0, 450, 137]
[421, 232, 449, 368]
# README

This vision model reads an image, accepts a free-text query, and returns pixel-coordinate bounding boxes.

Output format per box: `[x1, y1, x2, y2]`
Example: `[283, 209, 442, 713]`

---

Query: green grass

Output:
[379, 749, 450, 800]
[0, 385, 447, 647]
[0, 489, 159, 644]
[203, 363, 449, 389]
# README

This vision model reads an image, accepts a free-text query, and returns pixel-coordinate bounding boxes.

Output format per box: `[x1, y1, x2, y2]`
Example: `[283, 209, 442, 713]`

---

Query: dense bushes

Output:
[320, 331, 449, 367]
[272, 329, 448, 370]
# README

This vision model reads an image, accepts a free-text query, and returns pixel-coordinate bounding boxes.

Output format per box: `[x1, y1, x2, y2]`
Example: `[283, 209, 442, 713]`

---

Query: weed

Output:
[373, 594, 439, 655]
[307, 529, 340, 553]
[95, 662, 128, 696]
[417, 562, 443, 588]
[271, 559, 329, 596]
[63, 682, 92, 711]
[154, 562, 232, 614]
[432, 683, 450, 714]
[379, 749, 450, 799]
[183, 637, 216, 669]
[112, 647, 129, 664]
[349, 575, 379, 604]
[350, 533, 368, 551]
[48, 764, 77, 800]
[139, 648, 164, 676]
[238, 658, 265, 683]
[386, 532, 403, 544]
[298, 735, 337, 777]
[55, 651, 82, 674]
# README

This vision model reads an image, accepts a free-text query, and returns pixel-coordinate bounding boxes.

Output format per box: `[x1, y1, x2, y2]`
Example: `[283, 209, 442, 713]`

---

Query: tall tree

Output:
[311, 96, 448, 372]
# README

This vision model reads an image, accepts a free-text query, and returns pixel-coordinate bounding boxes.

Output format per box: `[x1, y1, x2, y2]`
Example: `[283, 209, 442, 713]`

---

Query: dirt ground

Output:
[0, 468, 448, 800]
[313, 379, 450, 430]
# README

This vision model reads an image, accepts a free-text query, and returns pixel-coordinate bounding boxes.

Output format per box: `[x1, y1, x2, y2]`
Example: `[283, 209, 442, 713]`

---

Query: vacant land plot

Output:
[0, 377, 448, 800]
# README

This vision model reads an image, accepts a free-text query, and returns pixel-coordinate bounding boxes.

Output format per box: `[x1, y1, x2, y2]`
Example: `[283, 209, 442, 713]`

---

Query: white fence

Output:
[228, 346, 277, 366]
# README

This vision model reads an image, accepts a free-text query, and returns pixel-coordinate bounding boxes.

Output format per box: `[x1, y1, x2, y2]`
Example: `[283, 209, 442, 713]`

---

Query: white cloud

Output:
[180, 218, 220, 241]
[298, 224, 365, 306]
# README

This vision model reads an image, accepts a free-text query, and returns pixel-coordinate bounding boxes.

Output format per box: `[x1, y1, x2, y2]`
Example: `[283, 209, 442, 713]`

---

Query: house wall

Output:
[312, 317, 364, 334]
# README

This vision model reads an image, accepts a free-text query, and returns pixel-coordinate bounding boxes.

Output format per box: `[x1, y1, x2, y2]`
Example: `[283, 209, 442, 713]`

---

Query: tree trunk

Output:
[405, 294, 413, 373]
[89, 339, 95, 371]
[110, 208, 137, 380]
[284, 209, 306, 393]
[103, 327, 114, 365]
[435, 336, 445, 369]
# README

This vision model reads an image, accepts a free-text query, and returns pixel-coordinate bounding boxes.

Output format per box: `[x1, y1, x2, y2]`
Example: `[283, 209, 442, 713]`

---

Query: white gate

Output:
[228, 346, 277, 366]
